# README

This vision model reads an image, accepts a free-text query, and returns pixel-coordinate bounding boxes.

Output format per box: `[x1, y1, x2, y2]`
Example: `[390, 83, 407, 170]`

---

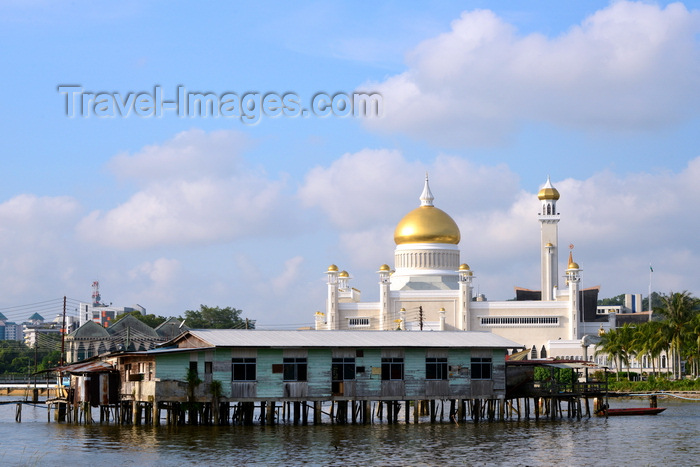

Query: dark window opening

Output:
[332, 357, 355, 394]
[426, 357, 448, 380]
[232, 358, 256, 381]
[283, 357, 307, 382]
[332, 357, 356, 381]
[471, 357, 492, 380]
[381, 357, 404, 381]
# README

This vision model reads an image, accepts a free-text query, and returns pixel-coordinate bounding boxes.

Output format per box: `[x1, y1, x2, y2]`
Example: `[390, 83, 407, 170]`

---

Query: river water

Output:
[0, 397, 698, 466]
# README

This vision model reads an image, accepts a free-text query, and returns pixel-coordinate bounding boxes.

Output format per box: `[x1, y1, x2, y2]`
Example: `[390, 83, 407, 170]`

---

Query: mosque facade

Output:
[316, 176, 611, 360]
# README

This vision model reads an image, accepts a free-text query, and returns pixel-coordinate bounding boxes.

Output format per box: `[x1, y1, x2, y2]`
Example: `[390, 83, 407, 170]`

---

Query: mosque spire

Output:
[420, 172, 434, 207]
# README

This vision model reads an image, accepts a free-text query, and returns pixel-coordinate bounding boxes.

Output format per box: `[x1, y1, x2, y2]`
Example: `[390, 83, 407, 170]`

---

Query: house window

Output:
[348, 317, 370, 328]
[232, 358, 256, 381]
[381, 357, 404, 380]
[283, 357, 307, 382]
[426, 357, 448, 380]
[471, 357, 492, 380]
[189, 361, 198, 376]
[332, 358, 356, 381]
[205, 361, 212, 375]
[332, 357, 355, 394]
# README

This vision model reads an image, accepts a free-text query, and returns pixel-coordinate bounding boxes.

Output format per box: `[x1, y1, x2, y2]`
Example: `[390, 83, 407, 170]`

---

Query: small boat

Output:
[603, 407, 666, 416]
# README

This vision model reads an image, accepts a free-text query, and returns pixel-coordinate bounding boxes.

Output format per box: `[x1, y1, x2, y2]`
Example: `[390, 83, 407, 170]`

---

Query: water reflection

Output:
[0, 399, 698, 466]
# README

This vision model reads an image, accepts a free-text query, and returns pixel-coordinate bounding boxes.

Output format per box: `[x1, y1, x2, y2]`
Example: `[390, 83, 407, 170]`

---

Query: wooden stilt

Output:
[153, 400, 160, 426]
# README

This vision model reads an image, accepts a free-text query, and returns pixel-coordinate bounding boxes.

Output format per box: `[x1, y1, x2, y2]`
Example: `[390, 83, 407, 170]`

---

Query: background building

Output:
[77, 281, 146, 328]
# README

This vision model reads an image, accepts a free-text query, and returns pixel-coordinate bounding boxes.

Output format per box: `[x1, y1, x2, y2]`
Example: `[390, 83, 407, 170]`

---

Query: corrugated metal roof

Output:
[59, 360, 117, 374]
[181, 329, 522, 349]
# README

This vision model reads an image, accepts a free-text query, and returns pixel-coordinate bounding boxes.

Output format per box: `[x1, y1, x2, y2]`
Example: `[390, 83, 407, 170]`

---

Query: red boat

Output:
[602, 407, 666, 416]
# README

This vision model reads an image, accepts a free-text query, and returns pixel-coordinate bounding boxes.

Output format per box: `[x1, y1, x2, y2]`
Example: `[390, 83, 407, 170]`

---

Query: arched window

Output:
[547, 205, 551, 215]
[661, 355, 667, 369]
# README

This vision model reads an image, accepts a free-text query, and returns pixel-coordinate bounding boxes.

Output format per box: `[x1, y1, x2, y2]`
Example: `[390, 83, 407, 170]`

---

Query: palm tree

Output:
[595, 324, 637, 380]
[685, 313, 700, 378]
[657, 291, 698, 379]
[617, 324, 636, 378]
[632, 322, 654, 374]
[632, 321, 667, 375]
[595, 328, 622, 380]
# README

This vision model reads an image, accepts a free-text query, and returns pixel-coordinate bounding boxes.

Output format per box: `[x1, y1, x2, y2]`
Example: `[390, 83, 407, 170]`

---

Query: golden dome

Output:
[538, 176, 560, 200]
[339, 270, 349, 278]
[379, 264, 390, 271]
[327, 264, 338, 272]
[459, 263, 470, 271]
[567, 251, 579, 270]
[394, 206, 460, 245]
[538, 188, 560, 200]
[394, 175, 460, 245]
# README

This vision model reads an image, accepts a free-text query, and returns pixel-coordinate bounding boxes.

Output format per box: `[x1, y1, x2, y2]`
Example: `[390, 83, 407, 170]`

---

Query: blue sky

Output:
[0, 1, 698, 327]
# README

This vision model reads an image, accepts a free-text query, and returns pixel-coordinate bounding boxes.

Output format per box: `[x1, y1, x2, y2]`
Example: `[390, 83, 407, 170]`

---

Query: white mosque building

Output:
[315, 176, 611, 360]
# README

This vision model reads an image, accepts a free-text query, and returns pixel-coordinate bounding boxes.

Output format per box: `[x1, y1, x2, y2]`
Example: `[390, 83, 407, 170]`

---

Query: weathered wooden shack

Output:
[50, 359, 121, 423]
[116, 329, 521, 425]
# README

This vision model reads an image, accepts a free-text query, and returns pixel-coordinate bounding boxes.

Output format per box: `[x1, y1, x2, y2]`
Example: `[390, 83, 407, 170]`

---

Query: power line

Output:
[0, 298, 65, 311]
[0, 297, 88, 323]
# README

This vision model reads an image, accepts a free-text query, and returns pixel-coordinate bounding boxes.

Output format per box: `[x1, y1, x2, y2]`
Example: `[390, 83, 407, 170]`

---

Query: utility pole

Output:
[60, 296, 66, 367]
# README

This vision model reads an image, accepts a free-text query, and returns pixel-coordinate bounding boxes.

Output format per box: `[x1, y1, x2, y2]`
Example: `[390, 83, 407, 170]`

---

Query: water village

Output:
[2, 177, 698, 427]
[6, 328, 613, 426]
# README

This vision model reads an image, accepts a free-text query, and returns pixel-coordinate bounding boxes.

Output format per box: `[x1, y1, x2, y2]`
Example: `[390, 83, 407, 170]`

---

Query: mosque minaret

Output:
[538, 175, 561, 301]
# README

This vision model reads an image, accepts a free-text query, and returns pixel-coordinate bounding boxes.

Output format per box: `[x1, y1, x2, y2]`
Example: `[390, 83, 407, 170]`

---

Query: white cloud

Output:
[364, 1, 700, 146]
[299, 149, 525, 288]
[299, 149, 419, 230]
[299, 149, 519, 231]
[301, 151, 700, 303]
[0, 194, 83, 299]
[77, 129, 291, 249]
[108, 129, 250, 183]
[128, 257, 181, 286]
[271, 256, 305, 294]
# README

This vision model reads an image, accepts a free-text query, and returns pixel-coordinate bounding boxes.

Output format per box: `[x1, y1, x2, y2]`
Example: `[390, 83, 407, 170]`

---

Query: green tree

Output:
[631, 321, 668, 375]
[38, 350, 62, 372]
[642, 291, 664, 313]
[680, 312, 700, 378]
[595, 325, 635, 381]
[598, 294, 625, 306]
[179, 305, 254, 329]
[185, 367, 202, 424]
[657, 291, 699, 378]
